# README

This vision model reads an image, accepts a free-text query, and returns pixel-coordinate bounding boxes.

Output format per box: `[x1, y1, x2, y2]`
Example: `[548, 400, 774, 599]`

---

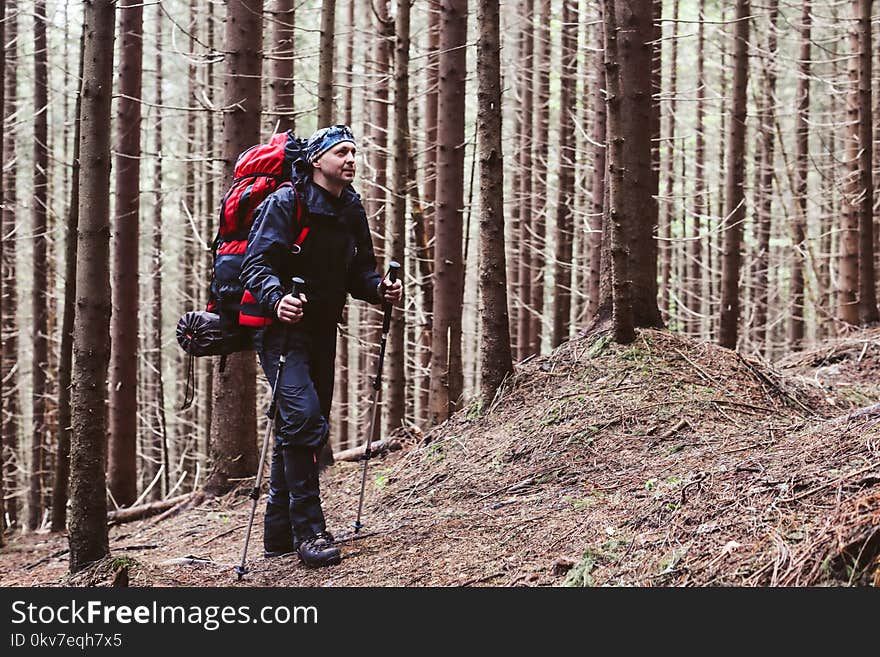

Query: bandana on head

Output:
[306, 125, 357, 162]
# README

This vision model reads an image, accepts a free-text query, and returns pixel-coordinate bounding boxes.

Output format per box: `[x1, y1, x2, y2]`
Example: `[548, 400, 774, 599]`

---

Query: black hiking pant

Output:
[256, 323, 337, 551]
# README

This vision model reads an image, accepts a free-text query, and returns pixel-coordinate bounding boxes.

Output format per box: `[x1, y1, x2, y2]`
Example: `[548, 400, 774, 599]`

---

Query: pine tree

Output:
[52, 18, 86, 533]
[28, 0, 50, 531]
[1, 0, 19, 534]
[0, 0, 6, 546]
[429, 0, 467, 424]
[318, 0, 337, 125]
[148, 5, 169, 501]
[515, 0, 534, 358]
[586, 8, 605, 320]
[270, 0, 295, 132]
[596, 0, 661, 333]
[718, 0, 750, 349]
[108, 0, 144, 508]
[751, 0, 779, 353]
[855, 0, 876, 323]
[205, 0, 263, 495]
[602, 0, 634, 343]
[69, 0, 117, 572]
[477, 0, 513, 402]
[387, 0, 410, 432]
[790, 1, 812, 347]
[551, 0, 577, 347]
[528, 0, 551, 353]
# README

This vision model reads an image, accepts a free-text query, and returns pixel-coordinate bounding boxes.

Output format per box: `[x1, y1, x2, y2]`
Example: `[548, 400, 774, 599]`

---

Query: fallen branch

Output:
[735, 352, 814, 415]
[152, 492, 206, 524]
[334, 439, 400, 462]
[659, 418, 691, 441]
[107, 494, 192, 524]
[159, 556, 232, 568]
[674, 348, 719, 387]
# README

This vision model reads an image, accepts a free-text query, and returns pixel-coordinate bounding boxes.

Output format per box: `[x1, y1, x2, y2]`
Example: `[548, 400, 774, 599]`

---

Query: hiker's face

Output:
[315, 142, 356, 184]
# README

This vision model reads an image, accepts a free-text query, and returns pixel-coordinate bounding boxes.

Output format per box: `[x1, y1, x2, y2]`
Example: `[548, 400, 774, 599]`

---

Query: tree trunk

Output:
[202, 0, 216, 464]
[477, 0, 513, 404]
[0, 0, 6, 545]
[429, 0, 467, 425]
[839, 5, 862, 326]
[855, 0, 876, 323]
[688, 0, 706, 339]
[1, 0, 19, 534]
[149, 7, 168, 502]
[414, 4, 437, 426]
[52, 18, 86, 533]
[423, 0, 440, 244]
[551, 0, 577, 348]
[318, 0, 337, 126]
[205, 0, 262, 496]
[659, 0, 679, 323]
[385, 0, 410, 435]
[337, 0, 357, 448]
[363, 0, 390, 447]
[69, 0, 116, 572]
[28, 0, 50, 531]
[386, 0, 410, 433]
[107, 0, 143, 509]
[602, 0, 634, 344]
[875, 33, 880, 287]
[627, 0, 662, 328]
[181, 4, 199, 474]
[595, 0, 662, 330]
[718, 0, 750, 349]
[343, 0, 355, 126]
[820, 80, 838, 334]
[587, 7, 605, 320]
[516, 0, 533, 359]
[751, 0, 779, 354]
[711, 3, 728, 341]
[528, 0, 551, 354]
[790, 1, 811, 347]
[270, 0, 295, 133]
[408, 143, 433, 424]
[417, 12, 440, 426]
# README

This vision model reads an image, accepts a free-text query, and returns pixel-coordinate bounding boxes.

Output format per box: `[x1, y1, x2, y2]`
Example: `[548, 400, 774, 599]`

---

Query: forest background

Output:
[0, 0, 878, 575]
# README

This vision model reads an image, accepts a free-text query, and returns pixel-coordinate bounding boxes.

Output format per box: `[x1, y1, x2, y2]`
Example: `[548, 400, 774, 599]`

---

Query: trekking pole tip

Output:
[234, 565, 248, 581]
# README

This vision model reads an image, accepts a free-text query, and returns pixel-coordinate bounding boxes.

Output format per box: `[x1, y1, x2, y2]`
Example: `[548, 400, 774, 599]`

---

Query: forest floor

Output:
[2, 327, 879, 587]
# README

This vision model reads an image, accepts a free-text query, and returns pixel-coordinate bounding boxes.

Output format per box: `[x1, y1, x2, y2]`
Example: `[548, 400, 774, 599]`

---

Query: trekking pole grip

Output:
[279, 277, 305, 356]
[382, 261, 400, 334]
[291, 276, 304, 299]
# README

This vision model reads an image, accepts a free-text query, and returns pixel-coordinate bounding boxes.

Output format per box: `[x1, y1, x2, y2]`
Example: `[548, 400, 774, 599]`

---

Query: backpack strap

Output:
[236, 183, 310, 328]
[279, 181, 310, 251]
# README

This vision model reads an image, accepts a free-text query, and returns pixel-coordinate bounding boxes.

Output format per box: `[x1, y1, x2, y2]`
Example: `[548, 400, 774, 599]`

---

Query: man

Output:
[241, 125, 402, 567]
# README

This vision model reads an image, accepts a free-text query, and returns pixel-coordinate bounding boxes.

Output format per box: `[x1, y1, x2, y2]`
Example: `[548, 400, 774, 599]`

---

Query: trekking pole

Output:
[235, 276, 304, 581]
[353, 261, 400, 533]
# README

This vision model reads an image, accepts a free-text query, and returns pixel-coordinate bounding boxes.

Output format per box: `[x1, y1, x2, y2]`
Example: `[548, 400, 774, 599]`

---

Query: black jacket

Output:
[241, 179, 383, 332]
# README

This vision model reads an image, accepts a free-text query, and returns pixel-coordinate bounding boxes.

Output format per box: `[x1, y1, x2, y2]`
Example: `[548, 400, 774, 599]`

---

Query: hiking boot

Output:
[296, 531, 342, 568]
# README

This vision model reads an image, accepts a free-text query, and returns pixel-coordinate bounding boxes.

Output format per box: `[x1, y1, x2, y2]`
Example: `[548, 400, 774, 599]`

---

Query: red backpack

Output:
[209, 131, 311, 328]
[176, 131, 311, 408]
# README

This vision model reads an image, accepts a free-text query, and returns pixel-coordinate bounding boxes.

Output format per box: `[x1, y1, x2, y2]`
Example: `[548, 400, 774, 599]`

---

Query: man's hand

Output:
[275, 293, 307, 324]
[379, 277, 403, 305]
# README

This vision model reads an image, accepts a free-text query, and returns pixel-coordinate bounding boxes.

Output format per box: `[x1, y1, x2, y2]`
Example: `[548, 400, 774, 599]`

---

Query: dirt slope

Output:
[3, 329, 878, 586]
